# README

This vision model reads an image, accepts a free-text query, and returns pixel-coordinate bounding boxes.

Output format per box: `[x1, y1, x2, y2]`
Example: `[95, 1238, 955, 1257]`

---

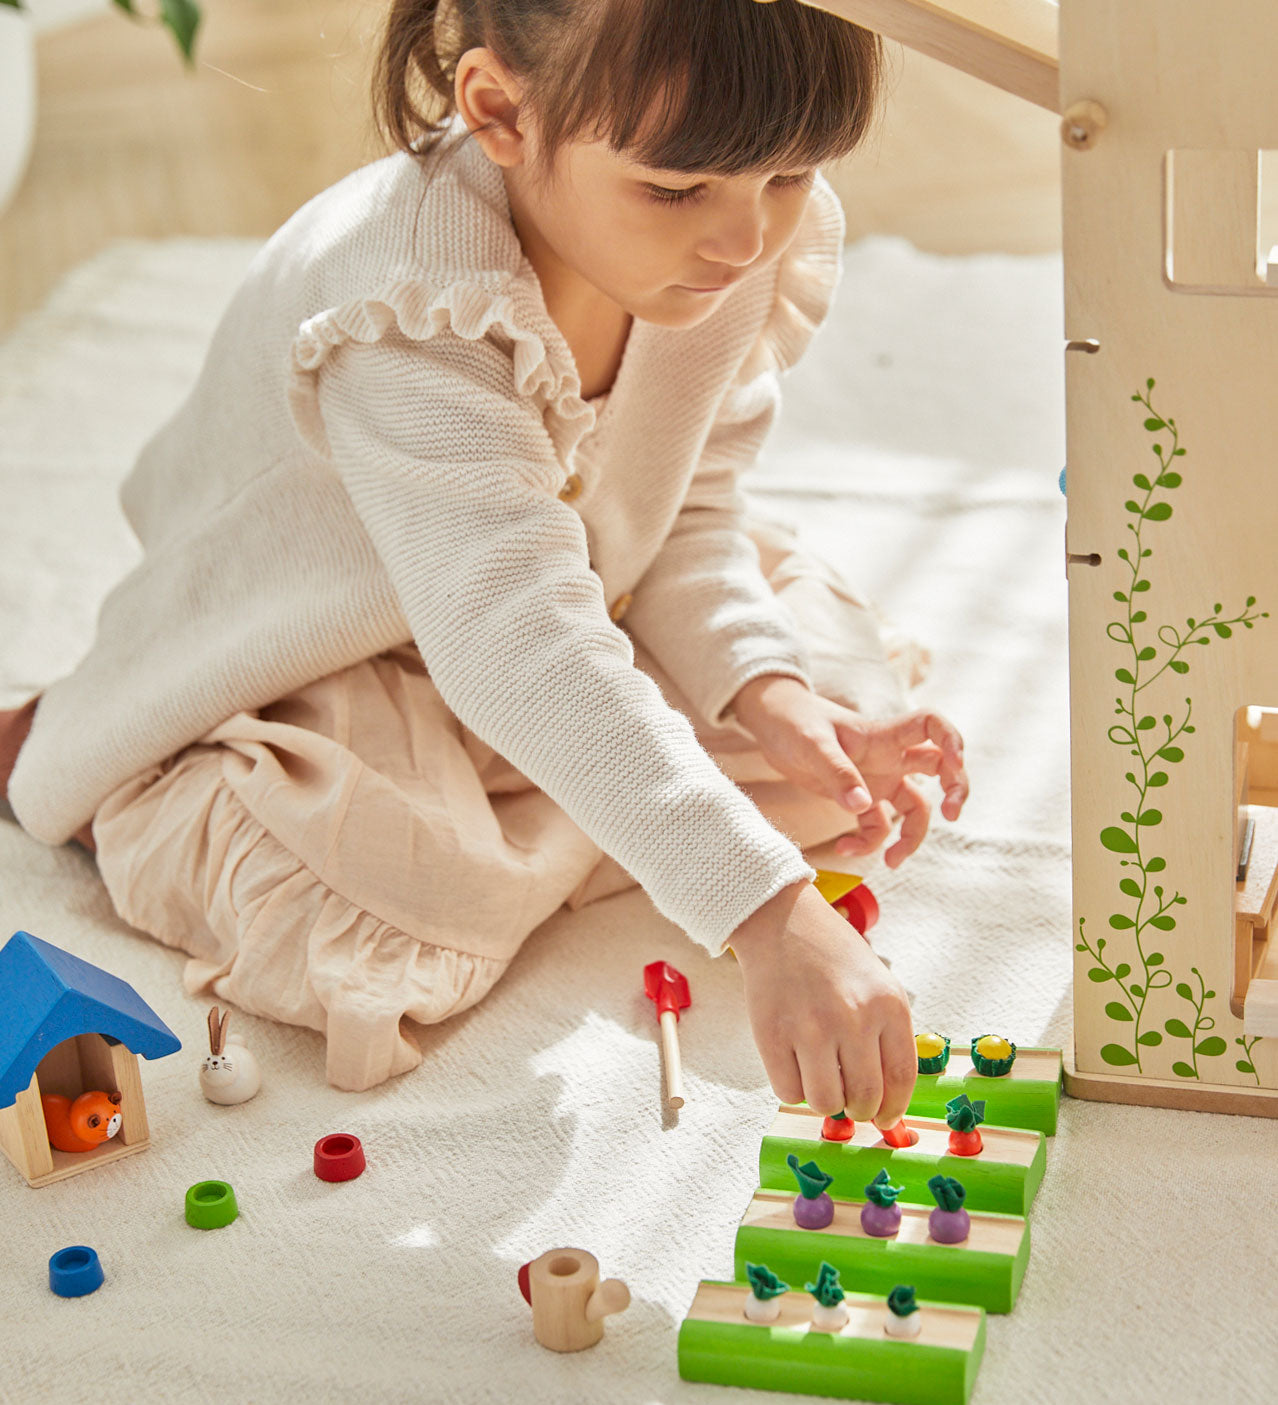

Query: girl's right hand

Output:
[730, 879, 916, 1130]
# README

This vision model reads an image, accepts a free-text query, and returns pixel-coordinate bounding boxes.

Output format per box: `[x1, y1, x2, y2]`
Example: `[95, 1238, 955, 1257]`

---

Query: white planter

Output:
[0, 5, 37, 218]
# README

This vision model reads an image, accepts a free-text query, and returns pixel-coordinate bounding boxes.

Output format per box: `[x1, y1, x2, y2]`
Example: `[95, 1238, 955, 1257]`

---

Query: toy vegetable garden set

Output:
[678, 1032, 1062, 1404]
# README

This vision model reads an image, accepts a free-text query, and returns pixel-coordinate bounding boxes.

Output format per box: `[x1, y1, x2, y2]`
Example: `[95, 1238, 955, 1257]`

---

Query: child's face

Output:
[508, 130, 817, 327]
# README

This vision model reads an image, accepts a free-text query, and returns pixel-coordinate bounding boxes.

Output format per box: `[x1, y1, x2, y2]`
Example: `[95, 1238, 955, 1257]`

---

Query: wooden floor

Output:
[0, 0, 1069, 338]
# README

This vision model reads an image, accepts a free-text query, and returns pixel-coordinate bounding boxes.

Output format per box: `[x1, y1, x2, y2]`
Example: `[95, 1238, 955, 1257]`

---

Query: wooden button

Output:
[609, 592, 633, 622]
[558, 473, 583, 502]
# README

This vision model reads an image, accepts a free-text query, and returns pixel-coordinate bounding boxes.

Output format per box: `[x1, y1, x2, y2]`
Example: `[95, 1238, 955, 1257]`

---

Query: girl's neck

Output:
[507, 188, 632, 399]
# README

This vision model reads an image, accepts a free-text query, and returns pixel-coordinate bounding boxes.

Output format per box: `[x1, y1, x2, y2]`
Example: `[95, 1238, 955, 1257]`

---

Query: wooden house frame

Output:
[787, 0, 1278, 1115]
[0, 930, 181, 1186]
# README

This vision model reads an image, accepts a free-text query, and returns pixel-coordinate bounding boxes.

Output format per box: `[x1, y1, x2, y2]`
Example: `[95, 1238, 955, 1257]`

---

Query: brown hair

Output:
[373, 0, 884, 186]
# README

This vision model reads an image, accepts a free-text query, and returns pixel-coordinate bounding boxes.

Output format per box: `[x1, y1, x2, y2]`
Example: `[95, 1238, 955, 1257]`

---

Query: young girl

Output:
[2, 0, 967, 1112]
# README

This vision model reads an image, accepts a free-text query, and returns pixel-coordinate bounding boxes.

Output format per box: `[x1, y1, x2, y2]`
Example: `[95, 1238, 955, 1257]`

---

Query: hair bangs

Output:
[533, 0, 882, 178]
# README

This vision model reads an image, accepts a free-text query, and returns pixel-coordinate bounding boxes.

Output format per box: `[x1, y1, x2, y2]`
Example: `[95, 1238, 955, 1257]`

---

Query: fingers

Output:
[762, 1043, 806, 1108]
[836, 1043, 885, 1124]
[873, 1018, 919, 1130]
[835, 800, 892, 858]
[883, 778, 930, 867]
[797, 1043, 847, 1117]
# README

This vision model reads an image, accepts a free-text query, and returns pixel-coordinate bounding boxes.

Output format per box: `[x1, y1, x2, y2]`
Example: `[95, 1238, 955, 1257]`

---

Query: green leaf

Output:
[1146, 857, 1166, 872]
[1137, 810, 1163, 825]
[159, 0, 201, 63]
[1157, 747, 1184, 762]
[111, 0, 137, 11]
[1100, 827, 1138, 854]
[1087, 967, 1116, 982]
[1144, 503, 1173, 521]
[1165, 1018, 1192, 1038]
[1194, 1037, 1226, 1057]
[1137, 1031, 1162, 1046]
[1136, 646, 1156, 661]
[1171, 1061, 1197, 1079]
[1115, 963, 1131, 978]
[1125, 500, 1142, 514]
[1136, 715, 1157, 730]
[1147, 772, 1169, 787]
[1156, 472, 1182, 488]
[1100, 1044, 1139, 1067]
[1144, 417, 1166, 430]
[1133, 579, 1152, 592]
[1147, 952, 1164, 965]
[1169, 660, 1190, 673]
[1236, 1060, 1256, 1074]
[1105, 1002, 1133, 1021]
[1132, 610, 1147, 623]
[1109, 914, 1135, 930]
[1129, 983, 1144, 997]
[1133, 474, 1152, 490]
[1175, 982, 1193, 1001]
[1213, 623, 1233, 638]
[1149, 915, 1177, 930]
[1119, 878, 1143, 898]
[1113, 592, 1129, 604]
[1114, 668, 1136, 685]
[1173, 446, 1185, 455]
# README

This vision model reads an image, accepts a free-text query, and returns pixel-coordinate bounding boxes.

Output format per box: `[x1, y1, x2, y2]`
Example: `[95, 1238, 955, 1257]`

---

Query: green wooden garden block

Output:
[761, 1106, 1046, 1217]
[733, 1188, 1030, 1314]
[678, 1280, 985, 1405]
[908, 1047, 1063, 1134]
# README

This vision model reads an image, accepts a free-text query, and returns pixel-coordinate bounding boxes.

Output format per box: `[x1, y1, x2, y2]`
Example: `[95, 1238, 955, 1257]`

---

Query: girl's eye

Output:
[643, 171, 814, 206]
[644, 182, 708, 206]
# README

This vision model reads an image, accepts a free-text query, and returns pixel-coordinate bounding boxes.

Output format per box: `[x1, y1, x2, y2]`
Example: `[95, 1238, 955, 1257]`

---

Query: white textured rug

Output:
[2, 236, 1273, 1405]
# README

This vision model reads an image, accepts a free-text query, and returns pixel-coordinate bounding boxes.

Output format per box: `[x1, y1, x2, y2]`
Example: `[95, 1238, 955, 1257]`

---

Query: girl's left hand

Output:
[729, 675, 969, 868]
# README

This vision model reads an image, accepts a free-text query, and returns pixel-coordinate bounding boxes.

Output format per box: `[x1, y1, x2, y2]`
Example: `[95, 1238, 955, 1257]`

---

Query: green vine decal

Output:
[1075, 379, 1268, 1078]
[1235, 1033, 1263, 1086]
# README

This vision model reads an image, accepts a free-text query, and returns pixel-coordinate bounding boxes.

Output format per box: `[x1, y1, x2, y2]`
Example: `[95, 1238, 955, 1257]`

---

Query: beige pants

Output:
[93, 518, 927, 1091]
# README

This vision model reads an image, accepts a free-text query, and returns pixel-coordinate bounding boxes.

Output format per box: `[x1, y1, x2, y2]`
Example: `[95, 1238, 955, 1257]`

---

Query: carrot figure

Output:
[821, 1110, 854, 1142]
[944, 1093, 985, 1156]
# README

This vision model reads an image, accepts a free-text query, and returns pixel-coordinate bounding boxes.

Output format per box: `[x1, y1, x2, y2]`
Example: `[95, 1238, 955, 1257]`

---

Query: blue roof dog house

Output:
[0, 931, 181, 1186]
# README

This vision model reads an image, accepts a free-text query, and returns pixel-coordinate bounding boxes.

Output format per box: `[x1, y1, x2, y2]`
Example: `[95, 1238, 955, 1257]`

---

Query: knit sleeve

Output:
[621, 173, 846, 736]
[305, 320, 814, 956]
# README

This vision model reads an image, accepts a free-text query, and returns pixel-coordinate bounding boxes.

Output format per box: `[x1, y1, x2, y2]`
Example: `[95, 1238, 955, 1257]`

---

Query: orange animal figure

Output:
[41, 1089, 124, 1153]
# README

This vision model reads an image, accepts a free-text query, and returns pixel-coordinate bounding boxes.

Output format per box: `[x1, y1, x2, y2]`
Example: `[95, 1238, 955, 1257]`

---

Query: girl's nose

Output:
[697, 208, 766, 269]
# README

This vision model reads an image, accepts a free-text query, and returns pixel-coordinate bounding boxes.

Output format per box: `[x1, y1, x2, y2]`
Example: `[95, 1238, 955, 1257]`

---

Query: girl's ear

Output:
[454, 46, 527, 170]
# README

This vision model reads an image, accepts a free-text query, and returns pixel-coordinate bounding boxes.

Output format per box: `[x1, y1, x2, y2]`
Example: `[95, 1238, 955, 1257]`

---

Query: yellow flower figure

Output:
[970, 1034, 1017, 1077]
[915, 1032, 951, 1074]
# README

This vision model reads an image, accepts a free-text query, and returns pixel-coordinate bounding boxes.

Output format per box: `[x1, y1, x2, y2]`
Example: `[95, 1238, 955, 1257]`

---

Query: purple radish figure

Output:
[787, 1153, 835, 1230]
[859, 1168, 904, 1237]
[928, 1173, 971, 1243]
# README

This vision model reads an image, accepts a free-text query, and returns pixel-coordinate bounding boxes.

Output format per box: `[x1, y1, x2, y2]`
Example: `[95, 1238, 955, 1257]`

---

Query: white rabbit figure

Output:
[199, 1005, 261, 1105]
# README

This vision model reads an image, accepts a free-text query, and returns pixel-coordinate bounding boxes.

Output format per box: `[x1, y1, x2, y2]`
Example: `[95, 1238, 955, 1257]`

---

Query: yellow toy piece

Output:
[916, 1033, 948, 1060]
[975, 1036, 1013, 1062]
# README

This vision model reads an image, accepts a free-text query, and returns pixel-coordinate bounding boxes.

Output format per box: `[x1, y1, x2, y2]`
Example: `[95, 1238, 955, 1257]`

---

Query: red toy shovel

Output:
[644, 961, 691, 1108]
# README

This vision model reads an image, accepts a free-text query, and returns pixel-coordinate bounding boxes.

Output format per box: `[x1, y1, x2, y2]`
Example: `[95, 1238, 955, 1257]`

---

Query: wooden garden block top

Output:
[741, 1188, 1027, 1258]
[772, 1106, 1043, 1170]
[685, 1280, 983, 1351]
[922, 1046, 1062, 1085]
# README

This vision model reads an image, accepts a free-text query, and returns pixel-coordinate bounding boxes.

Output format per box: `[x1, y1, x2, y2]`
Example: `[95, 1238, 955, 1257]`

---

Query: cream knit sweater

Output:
[10, 117, 848, 956]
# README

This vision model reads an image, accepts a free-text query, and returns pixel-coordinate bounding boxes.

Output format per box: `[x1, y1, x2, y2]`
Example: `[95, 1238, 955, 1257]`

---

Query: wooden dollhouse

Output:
[793, 0, 1278, 1115]
[0, 930, 182, 1186]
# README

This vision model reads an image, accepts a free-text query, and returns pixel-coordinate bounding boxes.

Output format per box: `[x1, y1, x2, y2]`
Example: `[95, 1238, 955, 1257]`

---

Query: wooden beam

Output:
[797, 0, 1060, 113]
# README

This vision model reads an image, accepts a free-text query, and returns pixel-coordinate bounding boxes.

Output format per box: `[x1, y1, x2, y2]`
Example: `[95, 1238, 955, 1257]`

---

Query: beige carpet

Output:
[1, 236, 1273, 1405]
